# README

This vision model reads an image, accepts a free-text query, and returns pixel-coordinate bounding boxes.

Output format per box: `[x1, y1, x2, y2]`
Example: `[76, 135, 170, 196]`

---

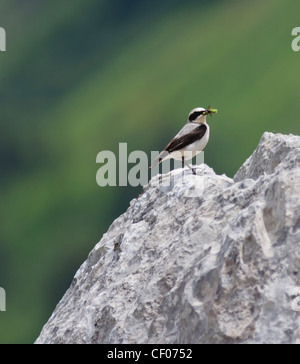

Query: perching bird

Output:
[150, 106, 217, 174]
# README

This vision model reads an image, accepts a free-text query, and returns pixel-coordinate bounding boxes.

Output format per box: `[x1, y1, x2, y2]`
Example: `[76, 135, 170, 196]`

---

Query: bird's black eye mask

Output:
[188, 110, 205, 121]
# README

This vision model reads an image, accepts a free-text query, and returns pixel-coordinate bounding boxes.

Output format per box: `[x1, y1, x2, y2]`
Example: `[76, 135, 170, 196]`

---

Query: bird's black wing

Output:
[165, 124, 207, 153]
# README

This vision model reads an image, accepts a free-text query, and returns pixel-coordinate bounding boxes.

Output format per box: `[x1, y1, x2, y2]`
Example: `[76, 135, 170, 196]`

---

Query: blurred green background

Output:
[0, 0, 299, 343]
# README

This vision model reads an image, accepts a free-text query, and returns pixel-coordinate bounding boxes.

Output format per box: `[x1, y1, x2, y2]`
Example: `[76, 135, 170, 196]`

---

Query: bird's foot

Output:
[186, 164, 197, 175]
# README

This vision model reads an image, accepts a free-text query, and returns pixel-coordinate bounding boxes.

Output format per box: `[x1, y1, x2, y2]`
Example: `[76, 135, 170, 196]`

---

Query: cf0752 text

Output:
[151, 348, 192, 359]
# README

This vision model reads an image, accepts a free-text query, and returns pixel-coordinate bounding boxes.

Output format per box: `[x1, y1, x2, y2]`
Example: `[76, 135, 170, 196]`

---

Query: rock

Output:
[35, 132, 300, 344]
[234, 132, 300, 181]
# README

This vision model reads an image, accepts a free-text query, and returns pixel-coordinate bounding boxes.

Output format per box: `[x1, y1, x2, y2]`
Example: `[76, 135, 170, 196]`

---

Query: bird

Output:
[150, 106, 217, 174]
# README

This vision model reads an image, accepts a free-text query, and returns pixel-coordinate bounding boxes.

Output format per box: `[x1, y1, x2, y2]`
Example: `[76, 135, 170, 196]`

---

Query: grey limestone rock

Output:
[36, 132, 300, 344]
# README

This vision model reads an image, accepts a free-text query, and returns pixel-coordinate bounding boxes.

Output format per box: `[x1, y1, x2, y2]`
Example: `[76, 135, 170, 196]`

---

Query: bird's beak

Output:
[205, 107, 218, 116]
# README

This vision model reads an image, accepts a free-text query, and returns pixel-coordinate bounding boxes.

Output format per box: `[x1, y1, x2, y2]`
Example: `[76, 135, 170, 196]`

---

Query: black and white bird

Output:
[150, 106, 217, 174]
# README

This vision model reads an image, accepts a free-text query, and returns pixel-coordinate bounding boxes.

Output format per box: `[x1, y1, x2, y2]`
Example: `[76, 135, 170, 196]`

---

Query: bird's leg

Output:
[181, 156, 185, 177]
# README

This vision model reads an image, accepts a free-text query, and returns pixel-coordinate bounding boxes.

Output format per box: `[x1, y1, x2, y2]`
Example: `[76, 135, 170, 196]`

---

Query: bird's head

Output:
[187, 106, 218, 124]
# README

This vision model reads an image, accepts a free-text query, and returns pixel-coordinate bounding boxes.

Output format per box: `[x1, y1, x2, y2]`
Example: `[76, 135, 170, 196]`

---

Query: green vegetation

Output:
[0, 0, 299, 343]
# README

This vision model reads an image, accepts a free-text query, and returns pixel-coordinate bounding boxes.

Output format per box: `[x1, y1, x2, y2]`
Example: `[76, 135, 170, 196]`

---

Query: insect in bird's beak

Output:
[206, 106, 218, 116]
